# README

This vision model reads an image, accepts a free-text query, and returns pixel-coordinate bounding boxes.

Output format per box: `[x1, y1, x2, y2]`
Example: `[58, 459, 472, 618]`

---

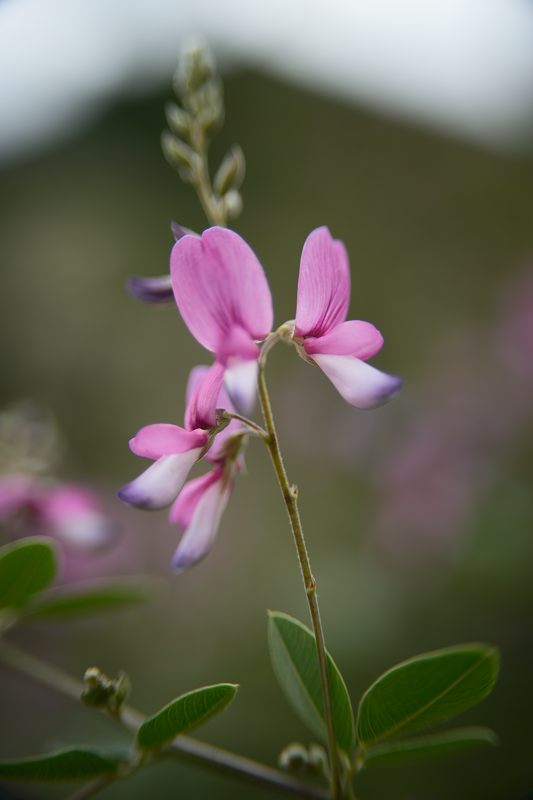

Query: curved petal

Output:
[216, 324, 259, 365]
[171, 227, 273, 353]
[130, 424, 207, 459]
[295, 226, 350, 338]
[184, 361, 225, 431]
[304, 320, 383, 359]
[223, 358, 258, 414]
[312, 353, 402, 409]
[126, 274, 174, 304]
[118, 450, 201, 510]
[169, 468, 223, 528]
[171, 474, 232, 572]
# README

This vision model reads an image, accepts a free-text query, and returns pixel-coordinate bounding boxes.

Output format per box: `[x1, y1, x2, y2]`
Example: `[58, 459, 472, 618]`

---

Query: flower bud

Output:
[214, 146, 245, 196]
[126, 274, 174, 304]
[161, 132, 198, 181]
[278, 742, 329, 779]
[176, 45, 214, 96]
[165, 103, 191, 139]
[81, 667, 131, 715]
[278, 742, 308, 773]
[223, 189, 243, 220]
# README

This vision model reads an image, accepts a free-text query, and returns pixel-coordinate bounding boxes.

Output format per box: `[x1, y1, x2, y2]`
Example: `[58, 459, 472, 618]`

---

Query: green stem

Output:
[257, 357, 344, 800]
[66, 775, 116, 800]
[190, 124, 226, 226]
[0, 639, 328, 800]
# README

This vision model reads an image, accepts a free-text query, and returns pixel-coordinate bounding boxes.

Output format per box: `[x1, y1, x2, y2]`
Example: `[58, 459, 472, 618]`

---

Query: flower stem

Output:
[0, 638, 328, 800]
[257, 360, 344, 800]
[190, 125, 226, 227]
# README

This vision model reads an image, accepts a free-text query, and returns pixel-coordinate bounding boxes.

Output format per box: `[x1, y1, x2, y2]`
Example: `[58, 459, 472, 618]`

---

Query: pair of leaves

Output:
[0, 538, 150, 622]
[0, 684, 239, 783]
[268, 611, 499, 769]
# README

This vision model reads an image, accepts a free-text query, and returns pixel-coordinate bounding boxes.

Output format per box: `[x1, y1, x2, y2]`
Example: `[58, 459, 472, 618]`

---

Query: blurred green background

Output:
[1, 64, 533, 800]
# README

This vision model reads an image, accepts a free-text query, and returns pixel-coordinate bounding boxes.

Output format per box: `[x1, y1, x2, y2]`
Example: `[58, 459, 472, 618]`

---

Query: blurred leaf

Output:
[0, 747, 124, 782]
[357, 644, 499, 747]
[268, 611, 355, 754]
[23, 580, 151, 620]
[0, 538, 56, 610]
[362, 726, 498, 768]
[136, 684, 238, 750]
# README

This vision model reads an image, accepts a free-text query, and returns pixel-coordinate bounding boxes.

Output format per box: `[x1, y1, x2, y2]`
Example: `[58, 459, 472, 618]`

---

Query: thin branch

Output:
[0, 639, 328, 800]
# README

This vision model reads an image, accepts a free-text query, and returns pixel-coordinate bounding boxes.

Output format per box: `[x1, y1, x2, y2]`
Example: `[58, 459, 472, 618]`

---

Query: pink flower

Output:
[39, 485, 115, 550]
[120, 363, 244, 570]
[118, 361, 234, 512]
[171, 227, 273, 412]
[294, 227, 402, 408]
[169, 466, 235, 572]
[0, 475, 115, 551]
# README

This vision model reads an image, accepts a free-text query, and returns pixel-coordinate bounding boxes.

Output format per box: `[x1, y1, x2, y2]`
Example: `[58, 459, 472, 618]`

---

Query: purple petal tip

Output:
[126, 275, 174, 304]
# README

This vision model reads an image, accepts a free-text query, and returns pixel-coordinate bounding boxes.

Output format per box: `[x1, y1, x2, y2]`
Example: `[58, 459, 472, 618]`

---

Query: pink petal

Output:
[184, 361, 225, 431]
[216, 324, 260, 366]
[169, 468, 223, 528]
[118, 450, 201, 510]
[129, 424, 207, 459]
[312, 353, 402, 409]
[42, 486, 115, 550]
[171, 474, 232, 572]
[171, 227, 273, 356]
[223, 359, 258, 414]
[295, 226, 350, 338]
[304, 320, 383, 359]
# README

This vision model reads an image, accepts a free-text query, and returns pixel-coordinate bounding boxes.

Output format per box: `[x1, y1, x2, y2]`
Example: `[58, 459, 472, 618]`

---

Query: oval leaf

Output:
[23, 581, 151, 620]
[268, 611, 355, 754]
[0, 747, 124, 782]
[362, 727, 498, 769]
[0, 538, 57, 610]
[357, 644, 499, 747]
[136, 683, 238, 750]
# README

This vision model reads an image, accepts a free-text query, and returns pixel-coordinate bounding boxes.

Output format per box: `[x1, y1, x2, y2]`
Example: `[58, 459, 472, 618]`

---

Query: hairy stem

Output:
[0, 639, 328, 800]
[257, 358, 344, 800]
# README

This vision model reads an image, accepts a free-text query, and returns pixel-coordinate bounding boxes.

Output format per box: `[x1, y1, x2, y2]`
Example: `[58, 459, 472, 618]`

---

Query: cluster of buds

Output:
[161, 45, 245, 225]
[81, 667, 131, 716]
[278, 741, 329, 781]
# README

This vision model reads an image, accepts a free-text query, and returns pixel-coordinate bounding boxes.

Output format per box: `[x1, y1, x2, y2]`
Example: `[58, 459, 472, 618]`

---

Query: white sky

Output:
[1, 0, 533, 162]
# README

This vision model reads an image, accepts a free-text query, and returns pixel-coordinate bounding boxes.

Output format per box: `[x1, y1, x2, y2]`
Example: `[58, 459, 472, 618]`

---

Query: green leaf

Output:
[267, 611, 355, 754]
[362, 727, 498, 768]
[0, 538, 57, 610]
[23, 580, 151, 620]
[0, 747, 124, 782]
[136, 683, 238, 750]
[357, 644, 499, 747]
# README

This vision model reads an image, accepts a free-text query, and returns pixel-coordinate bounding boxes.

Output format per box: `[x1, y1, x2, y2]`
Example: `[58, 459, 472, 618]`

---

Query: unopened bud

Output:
[223, 189, 243, 220]
[176, 45, 214, 96]
[279, 742, 329, 779]
[161, 132, 194, 169]
[279, 743, 308, 773]
[81, 667, 131, 715]
[214, 145, 245, 196]
[165, 103, 191, 139]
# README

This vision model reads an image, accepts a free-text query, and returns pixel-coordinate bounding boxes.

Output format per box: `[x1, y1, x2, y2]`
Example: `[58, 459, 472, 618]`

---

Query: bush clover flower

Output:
[171, 226, 273, 412]
[293, 226, 402, 409]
